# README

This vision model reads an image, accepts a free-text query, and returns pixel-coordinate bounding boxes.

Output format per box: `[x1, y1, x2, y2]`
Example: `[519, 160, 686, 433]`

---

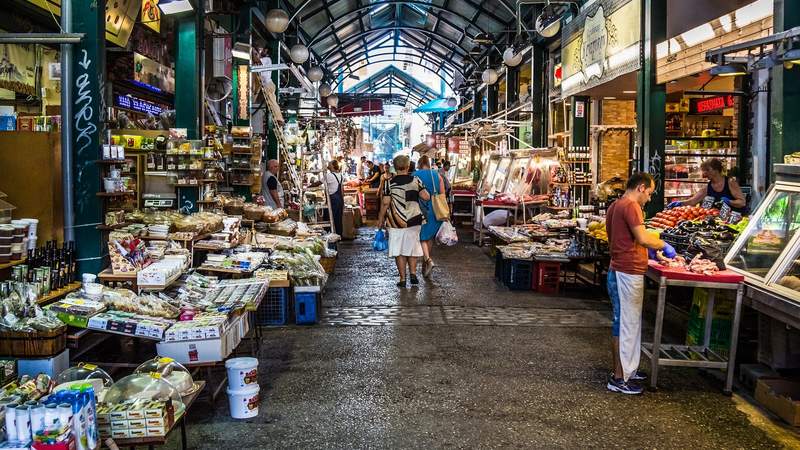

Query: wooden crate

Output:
[0, 326, 67, 357]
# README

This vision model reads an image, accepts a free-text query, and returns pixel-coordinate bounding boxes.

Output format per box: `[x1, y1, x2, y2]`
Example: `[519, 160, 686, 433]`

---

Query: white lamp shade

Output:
[307, 66, 324, 82]
[482, 68, 498, 85]
[319, 82, 332, 97]
[503, 48, 523, 67]
[289, 44, 309, 64]
[265, 9, 290, 34]
[536, 14, 561, 38]
[447, 97, 458, 107]
[326, 94, 339, 108]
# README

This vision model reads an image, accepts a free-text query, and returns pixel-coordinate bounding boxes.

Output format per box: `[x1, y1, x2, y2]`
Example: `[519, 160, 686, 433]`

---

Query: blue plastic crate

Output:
[294, 289, 318, 325]
[256, 287, 288, 326]
[504, 259, 533, 291]
[494, 252, 505, 281]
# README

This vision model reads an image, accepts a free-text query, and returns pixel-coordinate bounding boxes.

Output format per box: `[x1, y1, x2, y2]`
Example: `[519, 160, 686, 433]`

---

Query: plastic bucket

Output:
[226, 385, 260, 419]
[225, 357, 259, 390]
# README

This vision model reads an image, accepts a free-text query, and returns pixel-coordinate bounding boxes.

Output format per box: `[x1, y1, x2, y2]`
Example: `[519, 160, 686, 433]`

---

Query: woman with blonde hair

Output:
[377, 155, 430, 287]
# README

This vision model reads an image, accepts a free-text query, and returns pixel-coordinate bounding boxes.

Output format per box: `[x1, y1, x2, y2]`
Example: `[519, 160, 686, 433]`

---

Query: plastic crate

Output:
[504, 259, 534, 291]
[294, 287, 319, 325]
[256, 287, 289, 326]
[535, 261, 561, 294]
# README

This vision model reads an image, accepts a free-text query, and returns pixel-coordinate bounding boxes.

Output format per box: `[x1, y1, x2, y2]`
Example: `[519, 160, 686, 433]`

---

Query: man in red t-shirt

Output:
[605, 172, 676, 395]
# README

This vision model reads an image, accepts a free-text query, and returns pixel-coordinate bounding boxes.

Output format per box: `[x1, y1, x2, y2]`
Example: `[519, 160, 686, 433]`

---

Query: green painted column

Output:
[637, 0, 666, 217]
[571, 96, 590, 147]
[531, 46, 546, 147]
[70, 0, 105, 274]
[175, 15, 200, 139]
[770, 0, 800, 182]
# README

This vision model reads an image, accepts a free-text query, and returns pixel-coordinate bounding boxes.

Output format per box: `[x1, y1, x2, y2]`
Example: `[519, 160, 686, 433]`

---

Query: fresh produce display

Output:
[270, 250, 328, 286]
[103, 288, 180, 319]
[648, 206, 719, 229]
[0, 287, 65, 332]
[659, 217, 738, 243]
[587, 221, 607, 242]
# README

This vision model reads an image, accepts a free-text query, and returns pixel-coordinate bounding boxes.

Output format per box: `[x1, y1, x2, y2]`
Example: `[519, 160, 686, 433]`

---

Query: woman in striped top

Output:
[377, 154, 431, 287]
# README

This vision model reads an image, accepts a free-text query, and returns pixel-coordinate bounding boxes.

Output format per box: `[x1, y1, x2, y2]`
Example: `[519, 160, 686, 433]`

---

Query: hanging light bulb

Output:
[447, 97, 458, 108]
[503, 47, 523, 67]
[290, 44, 309, 64]
[326, 94, 339, 108]
[319, 82, 332, 97]
[265, 9, 290, 34]
[482, 68, 498, 85]
[307, 66, 324, 82]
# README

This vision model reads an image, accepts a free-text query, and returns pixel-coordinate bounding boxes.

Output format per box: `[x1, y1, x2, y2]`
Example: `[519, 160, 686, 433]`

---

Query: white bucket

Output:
[226, 385, 260, 419]
[225, 357, 258, 390]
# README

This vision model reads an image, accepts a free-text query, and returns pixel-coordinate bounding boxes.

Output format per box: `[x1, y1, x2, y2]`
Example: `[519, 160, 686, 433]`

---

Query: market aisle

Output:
[170, 228, 783, 449]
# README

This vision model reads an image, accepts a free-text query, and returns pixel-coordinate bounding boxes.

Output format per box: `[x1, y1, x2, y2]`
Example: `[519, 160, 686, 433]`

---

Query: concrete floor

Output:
[170, 229, 788, 449]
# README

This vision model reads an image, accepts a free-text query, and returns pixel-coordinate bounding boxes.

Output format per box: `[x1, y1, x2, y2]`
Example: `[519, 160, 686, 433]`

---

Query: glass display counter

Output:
[725, 164, 800, 329]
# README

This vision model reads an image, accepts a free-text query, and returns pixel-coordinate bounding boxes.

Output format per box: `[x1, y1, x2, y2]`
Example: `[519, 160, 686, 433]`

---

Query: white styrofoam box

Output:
[156, 315, 243, 364]
[17, 349, 70, 378]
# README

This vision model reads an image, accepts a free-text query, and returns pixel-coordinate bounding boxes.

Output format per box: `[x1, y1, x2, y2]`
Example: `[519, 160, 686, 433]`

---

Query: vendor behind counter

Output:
[667, 158, 746, 213]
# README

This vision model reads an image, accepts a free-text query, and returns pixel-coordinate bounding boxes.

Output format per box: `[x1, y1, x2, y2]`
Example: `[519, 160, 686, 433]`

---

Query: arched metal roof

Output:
[281, 0, 519, 86]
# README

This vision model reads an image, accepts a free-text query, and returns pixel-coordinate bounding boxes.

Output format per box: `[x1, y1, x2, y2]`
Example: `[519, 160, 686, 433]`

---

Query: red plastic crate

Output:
[534, 261, 560, 294]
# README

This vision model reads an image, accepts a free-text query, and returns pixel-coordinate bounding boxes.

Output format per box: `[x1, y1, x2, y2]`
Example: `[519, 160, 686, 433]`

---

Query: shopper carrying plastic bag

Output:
[373, 229, 388, 251]
[436, 221, 458, 246]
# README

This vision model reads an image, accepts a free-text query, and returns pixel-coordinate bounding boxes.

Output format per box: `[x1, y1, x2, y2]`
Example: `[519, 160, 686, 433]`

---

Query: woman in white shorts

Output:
[377, 154, 431, 287]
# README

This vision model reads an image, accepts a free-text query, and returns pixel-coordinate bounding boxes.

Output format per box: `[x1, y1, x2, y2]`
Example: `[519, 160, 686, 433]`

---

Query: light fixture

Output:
[782, 49, 800, 69]
[604, 96, 617, 100]
[290, 44, 309, 64]
[307, 66, 324, 82]
[232, 42, 250, 61]
[503, 47, 523, 67]
[265, 9, 290, 34]
[319, 82, 332, 97]
[622, 90, 636, 94]
[447, 97, 458, 108]
[535, 8, 561, 38]
[710, 63, 747, 77]
[482, 68, 498, 85]
[158, 0, 193, 15]
[326, 94, 339, 108]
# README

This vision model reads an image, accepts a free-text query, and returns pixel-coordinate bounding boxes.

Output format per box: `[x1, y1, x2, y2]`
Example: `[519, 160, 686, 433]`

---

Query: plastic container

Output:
[134, 357, 195, 395]
[11, 235, 22, 243]
[22, 218, 37, 239]
[0, 244, 10, 254]
[56, 363, 114, 388]
[294, 291, 318, 325]
[0, 253, 10, 263]
[0, 225, 13, 237]
[255, 287, 288, 326]
[225, 357, 258, 390]
[11, 252, 21, 261]
[27, 237, 36, 250]
[11, 222, 28, 237]
[226, 385, 259, 419]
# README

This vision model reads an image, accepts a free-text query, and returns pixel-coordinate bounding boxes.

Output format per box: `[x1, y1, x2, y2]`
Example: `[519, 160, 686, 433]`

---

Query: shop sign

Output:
[133, 53, 175, 94]
[0, 43, 37, 96]
[22, 0, 140, 47]
[142, 0, 161, 33]
[114, 94, 165, 116]
[237, 65, 249, 120]
[580, 6, 608, 81]
[553, 63, 562, 88]
[690, 95, 735, 114]
[560, 0, 641, 98]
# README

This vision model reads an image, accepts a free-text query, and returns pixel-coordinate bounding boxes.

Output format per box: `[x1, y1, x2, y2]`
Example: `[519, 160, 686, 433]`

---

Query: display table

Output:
[112, 380, 206, 450]
[641, 261, 744, 394]
[474, 199, 547, 245]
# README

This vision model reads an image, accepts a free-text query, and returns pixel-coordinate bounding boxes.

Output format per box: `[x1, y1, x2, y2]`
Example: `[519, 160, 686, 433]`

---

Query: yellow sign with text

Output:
[23, 0, 146, 47]
[142, 0, 161, 33]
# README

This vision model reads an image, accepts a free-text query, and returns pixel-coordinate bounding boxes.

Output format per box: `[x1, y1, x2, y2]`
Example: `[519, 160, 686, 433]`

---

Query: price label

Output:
[719, 203, 732, 222]
[88, 316, 109, 330]
[728, 211, 743, 224]
[701, 196, 715, 209]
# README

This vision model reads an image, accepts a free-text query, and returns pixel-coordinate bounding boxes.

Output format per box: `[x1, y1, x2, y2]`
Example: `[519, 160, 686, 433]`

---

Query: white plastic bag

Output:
[436, 221, 458, 246]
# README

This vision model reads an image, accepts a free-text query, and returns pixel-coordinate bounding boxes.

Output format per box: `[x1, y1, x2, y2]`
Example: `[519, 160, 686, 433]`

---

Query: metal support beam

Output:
[175, 15, 200, 139]
[637, 0, 666, 216]
[530, 45, 546, 147]
[0, 33, 84, 44]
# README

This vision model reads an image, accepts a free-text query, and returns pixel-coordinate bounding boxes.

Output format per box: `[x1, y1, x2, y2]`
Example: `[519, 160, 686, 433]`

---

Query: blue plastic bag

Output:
[373, 229, 388, 251]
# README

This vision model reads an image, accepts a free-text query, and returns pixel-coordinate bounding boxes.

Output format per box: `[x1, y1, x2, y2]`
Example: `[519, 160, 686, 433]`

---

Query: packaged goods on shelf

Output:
[87, 311, 175, 340]
[136, 256, 187, 288]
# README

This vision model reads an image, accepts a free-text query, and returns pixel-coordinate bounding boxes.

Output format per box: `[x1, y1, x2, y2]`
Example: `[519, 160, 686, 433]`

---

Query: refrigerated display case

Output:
[725, 165, 800, 328]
